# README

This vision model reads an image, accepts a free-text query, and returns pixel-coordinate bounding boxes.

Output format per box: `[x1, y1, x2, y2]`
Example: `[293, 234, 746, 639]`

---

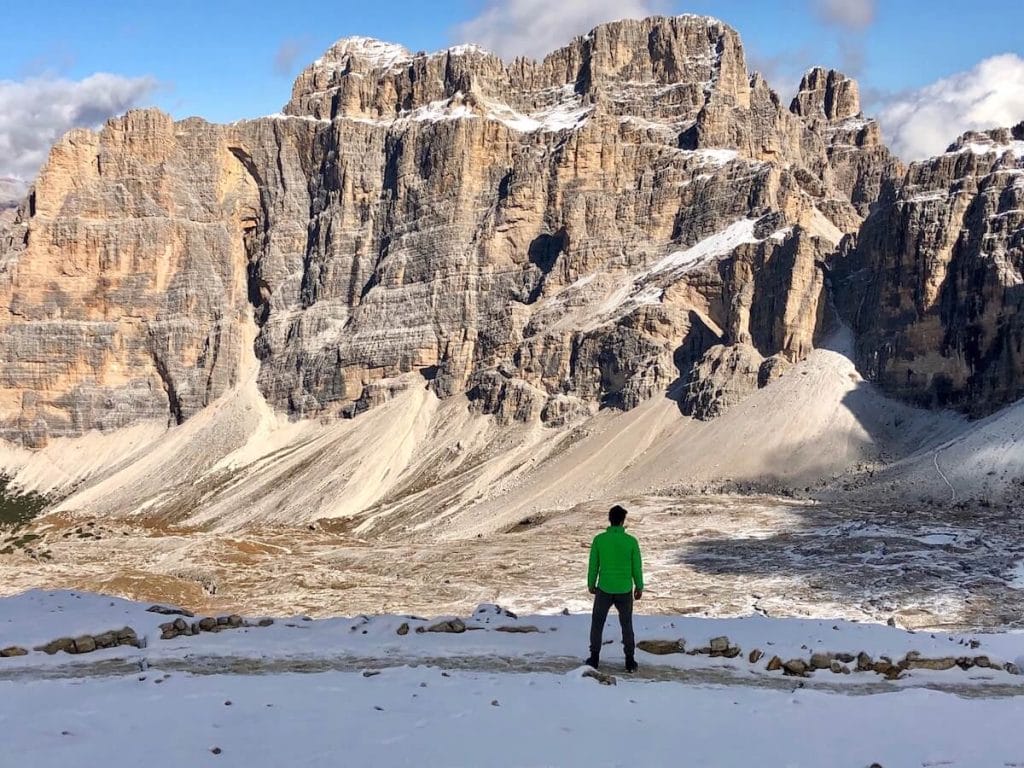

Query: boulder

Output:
[227, 615, 244, 628]
[709, 636, 730, 653]
[856, 652, 874, 671]
[766, 656, 783, 672]
[172, 618, 188, 632]
[36, 637, 75, 655]
[199, 617, 219, 632]
[636, 640, 685, 655]
[748, 649, 764, 664]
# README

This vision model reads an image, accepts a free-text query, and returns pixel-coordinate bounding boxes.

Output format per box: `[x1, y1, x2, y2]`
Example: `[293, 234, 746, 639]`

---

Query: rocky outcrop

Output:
[833, 123, 1024, 416]
[0, 16, 900, 448]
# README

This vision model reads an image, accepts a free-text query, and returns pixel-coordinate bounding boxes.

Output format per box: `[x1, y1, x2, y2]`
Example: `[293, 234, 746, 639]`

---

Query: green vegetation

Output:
[0, 475, 49, 529]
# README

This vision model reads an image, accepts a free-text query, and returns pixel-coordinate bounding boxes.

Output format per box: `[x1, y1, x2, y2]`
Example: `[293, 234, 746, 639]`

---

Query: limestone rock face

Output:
[0, 15, 908, 447]
[833, 123, 1024, 416]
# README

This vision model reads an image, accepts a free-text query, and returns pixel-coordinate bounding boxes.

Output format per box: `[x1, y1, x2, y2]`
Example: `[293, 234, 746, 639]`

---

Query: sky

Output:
[1, 0, 1023, 185]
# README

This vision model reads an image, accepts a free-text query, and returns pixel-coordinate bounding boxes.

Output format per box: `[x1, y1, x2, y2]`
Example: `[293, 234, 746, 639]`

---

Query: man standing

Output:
[586, 505, 644, 672]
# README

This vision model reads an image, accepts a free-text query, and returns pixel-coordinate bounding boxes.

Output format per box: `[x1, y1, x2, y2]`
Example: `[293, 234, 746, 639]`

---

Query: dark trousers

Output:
[589, 589, 635, 659]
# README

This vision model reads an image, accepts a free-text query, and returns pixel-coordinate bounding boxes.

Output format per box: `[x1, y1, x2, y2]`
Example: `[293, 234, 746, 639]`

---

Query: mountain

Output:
[0, 16, 1021, 529]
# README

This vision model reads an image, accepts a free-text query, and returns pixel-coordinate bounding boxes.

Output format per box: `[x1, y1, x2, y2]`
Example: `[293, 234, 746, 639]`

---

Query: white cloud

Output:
[877, 54, 1024, 160]
[0, 73, 157, 181]
[811, 0, 875, 29]
[452, 0, 665, 61]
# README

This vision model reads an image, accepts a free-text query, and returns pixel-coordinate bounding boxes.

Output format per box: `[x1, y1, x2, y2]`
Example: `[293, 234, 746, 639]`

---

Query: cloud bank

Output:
[0, 73, 157, 181]
[452, 0, 665, 61]
[878, 54, 1024, 160]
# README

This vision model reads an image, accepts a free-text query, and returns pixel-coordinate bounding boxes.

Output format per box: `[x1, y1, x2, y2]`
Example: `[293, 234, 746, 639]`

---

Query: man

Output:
[586, 504, 644, 672]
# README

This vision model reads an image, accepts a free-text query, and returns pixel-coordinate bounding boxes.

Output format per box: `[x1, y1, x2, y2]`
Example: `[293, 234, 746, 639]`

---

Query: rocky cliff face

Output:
[833, 123, 1024, 415]
[1, 14, 1014, 453]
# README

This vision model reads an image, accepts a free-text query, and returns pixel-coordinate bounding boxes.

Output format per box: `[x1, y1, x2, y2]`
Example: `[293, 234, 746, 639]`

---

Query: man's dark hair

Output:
[608, 505, 627, 526]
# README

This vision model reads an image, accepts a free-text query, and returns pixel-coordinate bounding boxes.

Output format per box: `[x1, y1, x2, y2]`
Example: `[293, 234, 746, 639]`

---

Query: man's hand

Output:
[588, 586, 597, 595]
[634, 589, 643, 600]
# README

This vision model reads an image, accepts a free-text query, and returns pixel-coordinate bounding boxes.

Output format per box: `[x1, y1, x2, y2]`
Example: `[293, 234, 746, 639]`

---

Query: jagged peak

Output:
[790, 67, 861, 122]
[943, 126, 1024, 158]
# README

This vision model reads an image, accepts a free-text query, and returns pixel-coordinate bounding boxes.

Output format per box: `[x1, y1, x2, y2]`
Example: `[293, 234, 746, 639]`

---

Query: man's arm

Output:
[587, 539, 599, 594]
[632, 539, 644, 598]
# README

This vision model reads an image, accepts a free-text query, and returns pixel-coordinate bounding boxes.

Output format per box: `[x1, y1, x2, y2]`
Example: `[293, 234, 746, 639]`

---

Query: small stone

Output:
[1005, 662, 1021, 676]
[425, 618, 466, 634]
[72, 635, 96, 654]
[833, 652, 855, 664]
[561, 608, 570, 616]
[172, 618, 188, 632]
[721, 647, 741, 659]
[902, 656, 957, 671]
[969, 640, 981, 650]
[217, 616, 231, 626]
[856, 652, 874, 671]
[224, 701, 232, 706]
[211, 747, 222, 755]
[146, 605, 195, 618]
[973, 655, 992, 668]
[582, 668, 617, 686]
[830, 661, 849, 674]
[709, 636, 729, 653]
[362, 670, 381, 678]
[886, 617, 896, 627]
[494, 625, 541, 633]
[373, 706, 384, 711]
[766, 656, 783, 672]
[199, 617, 218, 632]
[810, 653, 832, 670]
[748, 649, 764, 664]
[396, 622, 410, 636]
[228, 615, 243, 628]
[0, 646, 28, 657]
[257, 618, 274, 628]
[491, 699, 500, 706]
[782, 659, 808, 677]
[636, 639, 685, 655]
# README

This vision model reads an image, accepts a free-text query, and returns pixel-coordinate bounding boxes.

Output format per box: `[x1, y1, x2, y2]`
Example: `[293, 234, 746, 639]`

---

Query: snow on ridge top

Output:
[314, 36, 413, 70]
[962, 140, 1024, 159]
[445, 43, 492, 57]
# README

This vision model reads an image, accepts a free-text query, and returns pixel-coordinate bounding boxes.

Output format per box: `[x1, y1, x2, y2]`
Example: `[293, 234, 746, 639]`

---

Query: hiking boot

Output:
[585, 656, 600, 669]
[624, 658, 638, 673]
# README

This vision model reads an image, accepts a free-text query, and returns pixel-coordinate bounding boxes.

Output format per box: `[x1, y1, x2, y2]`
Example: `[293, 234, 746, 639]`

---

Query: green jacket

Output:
[587, 525, 644, 594]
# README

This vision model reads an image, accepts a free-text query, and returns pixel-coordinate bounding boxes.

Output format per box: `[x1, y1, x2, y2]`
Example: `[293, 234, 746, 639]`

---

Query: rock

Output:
[93, 632, 116, 649]
[425, 619, 466, 634]
[362, 670, 381, 678]
[396, 623, 410, 636]
[71, 636, 97, 654]
[494, 625, 541, 634]
[782, 659, 808, 677]
[810, 653, 832, 670]
[582, 668, 617, 686]
[199, 617, 219, 632]
[257, 618, 274, 628]
[0, 646, 28, 657]
[833, 652, 855, 664]
[973, 655, 992, 668]
[856, 652, 874, 671]
[172, 618, 188, 632]
[902, 656, 957, 671]
[116, 627, 139, 646]
[1005, 662, 1021, 676]
[636, 640, 686, 655]
[36, 638, 75, 655]
[227, 615, 244, 628]
[886, 617, 896, 627]
[146, 605, 195, 618]
[748, 649, 764, 664]
[766, 656, 783, 672]
[830, 661, 850, 674]
[217, 617, 231, 626]
[721, 647, 741, 659]
[709, 637, 730, 653]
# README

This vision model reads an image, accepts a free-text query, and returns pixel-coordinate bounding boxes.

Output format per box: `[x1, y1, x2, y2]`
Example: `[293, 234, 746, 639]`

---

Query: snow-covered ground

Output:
[3, 591, 1024, 767]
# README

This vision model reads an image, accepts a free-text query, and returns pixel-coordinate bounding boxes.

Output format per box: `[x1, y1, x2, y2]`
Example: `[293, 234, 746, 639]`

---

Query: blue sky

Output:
[1, 0, 1023, 181]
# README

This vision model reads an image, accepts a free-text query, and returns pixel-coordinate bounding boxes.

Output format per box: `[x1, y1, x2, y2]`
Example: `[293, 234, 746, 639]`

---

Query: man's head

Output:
[608, 505, 627, 526]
